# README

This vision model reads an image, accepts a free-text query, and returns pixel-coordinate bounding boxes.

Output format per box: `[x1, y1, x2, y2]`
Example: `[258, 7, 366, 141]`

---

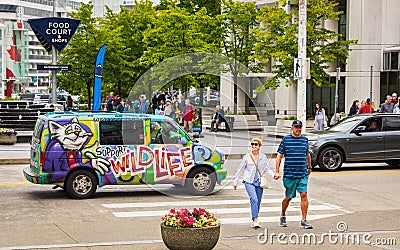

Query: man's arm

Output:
[275, 153, 283, 179]
[306, 153, 312, 174]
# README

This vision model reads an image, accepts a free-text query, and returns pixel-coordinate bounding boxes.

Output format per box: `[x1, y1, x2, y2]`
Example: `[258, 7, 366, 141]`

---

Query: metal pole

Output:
[51, 0, 57, 104]
[370, 66, 373, 113]
[334, 67, 340, 116]
[297, 0, 307, 132]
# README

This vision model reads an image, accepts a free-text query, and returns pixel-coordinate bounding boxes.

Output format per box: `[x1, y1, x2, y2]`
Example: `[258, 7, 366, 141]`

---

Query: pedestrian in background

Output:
[358, 98, 373, 113]
[106, 92, 114, 111]
[348, 100, 359, 116]
[65, 95, 74, 111]
[313, 102, 326, 131]
[164, 100, 174, 118]
[233, 138, 274, 228]
[391, 92, 398, 105]
[275, 120, 313, 229]
[182, 99, 195, 134]
[379, 95, 394, 113]
[133, 94, 148, 114]
[117, 99, 127, 112]
[113, 95, 121, 111]
[210, 105, 225, 132]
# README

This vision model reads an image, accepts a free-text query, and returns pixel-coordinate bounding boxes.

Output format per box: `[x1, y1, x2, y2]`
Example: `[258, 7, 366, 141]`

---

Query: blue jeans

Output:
[244, 180, 263, 220]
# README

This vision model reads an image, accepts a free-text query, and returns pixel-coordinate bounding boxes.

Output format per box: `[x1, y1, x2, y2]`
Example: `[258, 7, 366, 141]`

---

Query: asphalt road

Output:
[0, 160, 399, 250]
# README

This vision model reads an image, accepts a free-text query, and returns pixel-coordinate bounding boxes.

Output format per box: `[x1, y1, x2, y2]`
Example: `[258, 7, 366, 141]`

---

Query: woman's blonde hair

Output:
[251, 137, 262, 146]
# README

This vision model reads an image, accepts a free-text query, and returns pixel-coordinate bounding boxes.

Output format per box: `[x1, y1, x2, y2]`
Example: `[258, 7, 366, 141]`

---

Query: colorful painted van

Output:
[24, 112, 226, 198]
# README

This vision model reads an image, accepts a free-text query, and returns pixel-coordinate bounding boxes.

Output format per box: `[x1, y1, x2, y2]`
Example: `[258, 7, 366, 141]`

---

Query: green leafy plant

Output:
[283, 116, 296, 120]
[0, 128, 17, 135]
[162, 208, 220, 228]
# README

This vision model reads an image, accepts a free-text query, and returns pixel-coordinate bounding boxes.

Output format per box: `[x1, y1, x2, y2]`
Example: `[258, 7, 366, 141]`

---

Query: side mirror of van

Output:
[180, 137, 188, 145]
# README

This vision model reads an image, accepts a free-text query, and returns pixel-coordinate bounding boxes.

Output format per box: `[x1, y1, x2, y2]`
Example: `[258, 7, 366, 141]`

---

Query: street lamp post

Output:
[297, 0, 307, 131]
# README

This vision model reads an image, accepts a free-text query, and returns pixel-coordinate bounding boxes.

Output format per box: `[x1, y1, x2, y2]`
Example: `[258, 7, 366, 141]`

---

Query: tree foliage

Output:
[253, 0, 357, 89]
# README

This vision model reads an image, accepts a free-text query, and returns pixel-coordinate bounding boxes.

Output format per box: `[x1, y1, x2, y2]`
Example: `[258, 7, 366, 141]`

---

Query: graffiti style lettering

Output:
[180, 147, 194, 168]
[138, 146, 154, 166]
[96, 146, 128, 158]
[111, 156, 127, 175]
[193, 145, 212, 161]
[98, 145, 196, 181]
[167, 151, 181, 175]
[154, 148, 169, 180]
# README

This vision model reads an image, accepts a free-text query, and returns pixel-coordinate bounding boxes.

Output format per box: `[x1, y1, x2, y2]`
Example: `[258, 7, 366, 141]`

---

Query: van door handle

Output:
[376, 136, 383, 139]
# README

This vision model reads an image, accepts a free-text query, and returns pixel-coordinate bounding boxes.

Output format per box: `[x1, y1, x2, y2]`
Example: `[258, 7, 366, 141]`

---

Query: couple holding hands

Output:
[233, 120, 313, 229]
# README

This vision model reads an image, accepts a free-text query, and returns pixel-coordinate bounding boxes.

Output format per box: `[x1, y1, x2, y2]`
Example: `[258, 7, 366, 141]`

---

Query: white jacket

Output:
[233, 153, 274, 186]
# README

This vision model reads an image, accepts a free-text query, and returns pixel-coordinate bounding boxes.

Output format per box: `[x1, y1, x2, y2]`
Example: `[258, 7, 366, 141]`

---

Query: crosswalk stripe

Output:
[221, 214, 342, 224]
[102, 198, 309, 209]
[112, 204, 338, 218]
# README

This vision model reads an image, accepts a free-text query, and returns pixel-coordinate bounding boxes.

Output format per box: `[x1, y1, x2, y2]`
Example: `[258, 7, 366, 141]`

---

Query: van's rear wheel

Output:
[185, 167, 216, 196]
[65, 169, 97, 199]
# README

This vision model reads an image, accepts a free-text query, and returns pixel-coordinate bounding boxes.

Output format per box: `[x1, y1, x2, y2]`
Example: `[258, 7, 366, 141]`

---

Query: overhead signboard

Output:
[27, 17, 81, 53]
[37, 65, 71, 70]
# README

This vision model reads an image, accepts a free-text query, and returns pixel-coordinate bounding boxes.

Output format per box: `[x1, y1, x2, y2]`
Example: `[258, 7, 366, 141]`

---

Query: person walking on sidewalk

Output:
[274, 120, 313, 229]
[233, 138, 274, 228]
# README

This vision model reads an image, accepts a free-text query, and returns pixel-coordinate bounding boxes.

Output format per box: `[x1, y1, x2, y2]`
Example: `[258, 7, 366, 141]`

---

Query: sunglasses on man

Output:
[250, 142, 259, 146]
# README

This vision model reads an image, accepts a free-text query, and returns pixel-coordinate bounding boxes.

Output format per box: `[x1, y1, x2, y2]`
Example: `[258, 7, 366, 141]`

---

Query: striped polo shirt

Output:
[277, 134, 309, 178]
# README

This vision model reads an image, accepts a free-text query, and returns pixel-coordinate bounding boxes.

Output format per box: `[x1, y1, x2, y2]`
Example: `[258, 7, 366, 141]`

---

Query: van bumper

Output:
[23, 167, 45, 184]
[216, 169, 227, 184]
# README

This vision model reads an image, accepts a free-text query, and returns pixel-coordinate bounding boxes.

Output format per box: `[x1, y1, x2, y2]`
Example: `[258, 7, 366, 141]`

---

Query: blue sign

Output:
[27, 17, 81, 52]
[93, 45, 107, 112]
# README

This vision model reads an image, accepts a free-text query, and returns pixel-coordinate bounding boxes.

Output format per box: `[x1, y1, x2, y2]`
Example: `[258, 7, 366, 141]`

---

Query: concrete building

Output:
[0, 0, 81, 98]
[221, 0, 400, 121]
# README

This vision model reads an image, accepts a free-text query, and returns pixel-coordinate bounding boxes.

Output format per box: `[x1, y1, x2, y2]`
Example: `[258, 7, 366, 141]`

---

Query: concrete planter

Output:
[161, 224, 220, 250]
[0, 134, 17, 145]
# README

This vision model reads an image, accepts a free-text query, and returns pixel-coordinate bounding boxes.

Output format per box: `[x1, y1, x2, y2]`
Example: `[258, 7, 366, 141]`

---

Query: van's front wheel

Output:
[65, 169, 97, 199]
[185, 167, 216, 196]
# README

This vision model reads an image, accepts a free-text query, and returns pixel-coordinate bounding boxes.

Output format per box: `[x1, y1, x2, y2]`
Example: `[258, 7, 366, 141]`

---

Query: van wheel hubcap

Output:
[73, 175, 92, 195]
[193, 172, 210, 191]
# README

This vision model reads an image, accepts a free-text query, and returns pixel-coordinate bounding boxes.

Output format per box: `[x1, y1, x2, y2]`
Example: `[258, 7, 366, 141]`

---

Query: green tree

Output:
[100, 0, 155, 99]
[57, 3, 104, 108]
[217, 0, 260, 114]
[253, 0, 357, 89]
[141, 5, 220, 97]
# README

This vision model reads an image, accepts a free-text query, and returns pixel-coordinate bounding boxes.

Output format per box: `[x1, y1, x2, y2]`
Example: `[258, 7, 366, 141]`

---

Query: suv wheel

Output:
[65, 169, 97, 199]
[317, 147, 343, 171]
[185, 167, 216, 196]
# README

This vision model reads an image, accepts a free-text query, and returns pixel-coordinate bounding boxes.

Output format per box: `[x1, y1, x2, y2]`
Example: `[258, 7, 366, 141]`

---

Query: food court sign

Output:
[27, 17, 81, 53]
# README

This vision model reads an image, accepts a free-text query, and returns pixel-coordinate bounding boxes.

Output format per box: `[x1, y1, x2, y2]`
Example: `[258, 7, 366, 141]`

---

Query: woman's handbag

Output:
[249, 154, 269, 189]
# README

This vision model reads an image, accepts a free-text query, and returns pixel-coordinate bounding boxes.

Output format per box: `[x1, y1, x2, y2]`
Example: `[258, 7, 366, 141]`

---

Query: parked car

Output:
[306, 113, 400, 171]
[33, 94, 50, 105]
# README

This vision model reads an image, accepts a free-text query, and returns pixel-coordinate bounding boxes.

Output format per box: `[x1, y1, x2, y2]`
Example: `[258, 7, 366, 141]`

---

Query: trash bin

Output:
[224, 116, 234, 132]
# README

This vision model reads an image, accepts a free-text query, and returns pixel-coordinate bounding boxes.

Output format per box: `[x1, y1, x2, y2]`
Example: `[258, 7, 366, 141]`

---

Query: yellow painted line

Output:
[311, 169, 400, 176]
[0, 182, 31, 187]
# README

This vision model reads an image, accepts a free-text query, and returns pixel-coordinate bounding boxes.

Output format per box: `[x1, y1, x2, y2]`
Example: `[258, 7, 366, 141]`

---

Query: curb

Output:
[0, 158, 30, 165]
[0, 153, 278, 165]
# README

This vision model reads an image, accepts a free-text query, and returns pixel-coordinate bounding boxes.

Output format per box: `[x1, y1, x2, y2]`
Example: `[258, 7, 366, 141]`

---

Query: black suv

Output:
[306, 113, 400, 171]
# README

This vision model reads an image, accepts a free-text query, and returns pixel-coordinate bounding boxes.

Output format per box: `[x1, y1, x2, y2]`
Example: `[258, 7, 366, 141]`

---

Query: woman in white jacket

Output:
[233, 138, 274, 228]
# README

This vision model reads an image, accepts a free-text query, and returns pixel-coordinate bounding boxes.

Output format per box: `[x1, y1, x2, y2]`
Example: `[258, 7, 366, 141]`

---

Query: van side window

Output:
[122, 120, 144, 144]
[100, 121, 123, 145]
[150, 121, 180, 144]
[100, 120, 144, 145]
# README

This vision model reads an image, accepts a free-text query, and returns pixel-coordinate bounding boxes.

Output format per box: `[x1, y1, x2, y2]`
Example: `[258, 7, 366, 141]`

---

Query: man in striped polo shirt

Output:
[274, 120, 313, 229]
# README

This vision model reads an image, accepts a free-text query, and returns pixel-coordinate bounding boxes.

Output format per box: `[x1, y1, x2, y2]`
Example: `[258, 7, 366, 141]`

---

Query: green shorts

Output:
[283, 176, 308, 198]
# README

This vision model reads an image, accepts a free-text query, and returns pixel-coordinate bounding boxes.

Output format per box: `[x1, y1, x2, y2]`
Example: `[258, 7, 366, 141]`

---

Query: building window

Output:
[390, 52, 399, 70]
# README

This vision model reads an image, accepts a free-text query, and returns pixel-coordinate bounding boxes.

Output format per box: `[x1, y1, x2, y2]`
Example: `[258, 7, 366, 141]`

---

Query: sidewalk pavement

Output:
[0, 127, 282, 165]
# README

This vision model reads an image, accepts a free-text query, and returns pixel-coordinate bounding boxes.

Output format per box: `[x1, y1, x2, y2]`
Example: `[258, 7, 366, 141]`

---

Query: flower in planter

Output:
[0, 128, 17, 135]
[162, 208, 221, 228]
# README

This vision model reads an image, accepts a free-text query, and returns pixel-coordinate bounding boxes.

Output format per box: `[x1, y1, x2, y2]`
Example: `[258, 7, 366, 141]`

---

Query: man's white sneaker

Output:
[251, 221, 261, 228]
